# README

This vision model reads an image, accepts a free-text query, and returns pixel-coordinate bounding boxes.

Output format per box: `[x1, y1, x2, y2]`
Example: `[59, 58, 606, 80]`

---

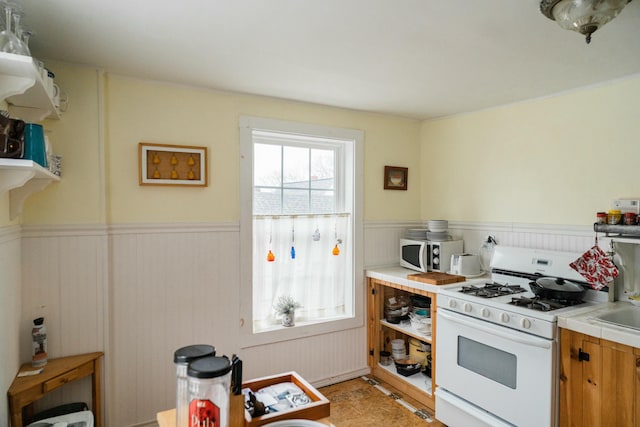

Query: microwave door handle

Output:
[438, 309, 552, 350]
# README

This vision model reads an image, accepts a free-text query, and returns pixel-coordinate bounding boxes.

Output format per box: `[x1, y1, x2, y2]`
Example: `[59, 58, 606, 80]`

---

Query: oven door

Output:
[436, 309, 557, 427]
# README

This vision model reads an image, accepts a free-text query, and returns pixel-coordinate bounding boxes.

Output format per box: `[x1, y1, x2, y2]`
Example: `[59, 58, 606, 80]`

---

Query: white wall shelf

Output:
[0, 159, 59, 219]
[0, 51, 60, 122]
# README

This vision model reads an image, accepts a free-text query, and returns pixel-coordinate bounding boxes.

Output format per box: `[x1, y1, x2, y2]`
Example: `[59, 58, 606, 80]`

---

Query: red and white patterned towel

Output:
[570, 246, 619, 290]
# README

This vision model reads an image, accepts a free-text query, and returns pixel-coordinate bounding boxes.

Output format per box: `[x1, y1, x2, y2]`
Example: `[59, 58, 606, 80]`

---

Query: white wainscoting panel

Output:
[363, 221, 422, 268]
[0, 226, 22, 425]
[20, 225, 108, 417]
[109, 225, 243, 426]
[13, 220, 597, 427]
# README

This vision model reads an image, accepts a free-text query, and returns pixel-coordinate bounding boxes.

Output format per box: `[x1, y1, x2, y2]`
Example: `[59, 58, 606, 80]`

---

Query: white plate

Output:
[448, 271, 485, 278]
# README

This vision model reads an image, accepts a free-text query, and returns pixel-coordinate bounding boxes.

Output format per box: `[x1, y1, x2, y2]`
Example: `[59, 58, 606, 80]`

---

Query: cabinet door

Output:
[559, 328, 637, 427]
[636, 347, 640, 427]
[600, 339, 636, 427]
[367, 278, 382, 369]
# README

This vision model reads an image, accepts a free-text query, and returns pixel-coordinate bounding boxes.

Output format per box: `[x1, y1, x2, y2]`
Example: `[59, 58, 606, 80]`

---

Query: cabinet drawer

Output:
[43, 361, 93, 393]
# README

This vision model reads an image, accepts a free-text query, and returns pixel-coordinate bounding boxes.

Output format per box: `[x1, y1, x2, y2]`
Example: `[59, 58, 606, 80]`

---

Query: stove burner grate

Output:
[458, 283, 527, 298]
[509, 296, 584, 311]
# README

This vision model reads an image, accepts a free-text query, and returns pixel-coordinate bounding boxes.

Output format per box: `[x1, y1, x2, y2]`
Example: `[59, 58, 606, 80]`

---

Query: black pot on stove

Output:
[529, 277, 586, 301]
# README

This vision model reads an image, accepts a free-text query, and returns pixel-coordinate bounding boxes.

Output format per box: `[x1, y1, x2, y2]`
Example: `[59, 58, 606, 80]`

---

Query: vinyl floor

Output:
[318, 376, 446, 427]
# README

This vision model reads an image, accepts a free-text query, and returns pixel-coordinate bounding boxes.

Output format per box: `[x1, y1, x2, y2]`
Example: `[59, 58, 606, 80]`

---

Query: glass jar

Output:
[607, 209, 622, 225]
[174, 345, 216, 427]
[188, 356, 232, 427]
[624, 212, 636, 225]
[596, 212, 607, 225]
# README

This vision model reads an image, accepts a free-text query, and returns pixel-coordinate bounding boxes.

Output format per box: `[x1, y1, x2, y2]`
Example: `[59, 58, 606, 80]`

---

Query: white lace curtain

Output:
[252, 213, 351, 329]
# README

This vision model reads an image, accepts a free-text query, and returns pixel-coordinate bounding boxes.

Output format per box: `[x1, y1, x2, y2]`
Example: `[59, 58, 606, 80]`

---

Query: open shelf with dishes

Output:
[0, 52, 64, 219]
[0, 51, 61, 122]
[377, 361, 433, 396]
[379, 319, 432, 344]
[0, 159, 59, 219]
[367, 278, 436, 410]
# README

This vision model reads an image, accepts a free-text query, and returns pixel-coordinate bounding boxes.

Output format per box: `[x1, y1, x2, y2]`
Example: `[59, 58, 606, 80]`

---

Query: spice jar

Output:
[596, 212, 607, 224]
[624, 212, 637, 225]
[608, 209, 622, 225]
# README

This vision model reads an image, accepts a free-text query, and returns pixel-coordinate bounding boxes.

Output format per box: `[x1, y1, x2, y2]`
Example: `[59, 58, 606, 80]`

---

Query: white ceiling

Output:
[18, 0, 640, 120]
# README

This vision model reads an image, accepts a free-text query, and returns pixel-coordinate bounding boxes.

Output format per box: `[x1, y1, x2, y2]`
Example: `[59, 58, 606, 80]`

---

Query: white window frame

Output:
[239, 115, 364, 348]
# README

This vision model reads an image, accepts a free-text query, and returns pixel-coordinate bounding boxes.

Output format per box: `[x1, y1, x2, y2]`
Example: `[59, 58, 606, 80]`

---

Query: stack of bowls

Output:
[384, 295, 411, 324]
[406, 228, 428, 240]
[409, 309, 432, 335]
[427, 219, 450, 241]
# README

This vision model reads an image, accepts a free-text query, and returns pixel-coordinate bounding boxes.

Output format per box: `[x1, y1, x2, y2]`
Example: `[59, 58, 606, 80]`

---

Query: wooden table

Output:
[7, 352, 103, 427]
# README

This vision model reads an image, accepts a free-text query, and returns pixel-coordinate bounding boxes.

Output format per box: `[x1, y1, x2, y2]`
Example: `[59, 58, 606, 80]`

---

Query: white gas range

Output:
[435, 246, 608, 427]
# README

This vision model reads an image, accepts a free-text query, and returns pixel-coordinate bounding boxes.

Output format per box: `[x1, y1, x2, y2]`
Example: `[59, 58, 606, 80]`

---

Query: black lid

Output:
[33, 317, 44, 325]
[187, 356, 232, 379]
[174, 344, 216, 364]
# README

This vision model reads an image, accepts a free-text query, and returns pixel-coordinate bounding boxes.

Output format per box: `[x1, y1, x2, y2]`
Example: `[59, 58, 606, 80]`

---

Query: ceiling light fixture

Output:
[540, 0, 632, 44]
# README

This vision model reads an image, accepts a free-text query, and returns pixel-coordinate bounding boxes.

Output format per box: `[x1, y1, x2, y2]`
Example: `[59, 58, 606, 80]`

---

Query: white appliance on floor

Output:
[26, 410, 93, 427]
[435, 246, 608, 427]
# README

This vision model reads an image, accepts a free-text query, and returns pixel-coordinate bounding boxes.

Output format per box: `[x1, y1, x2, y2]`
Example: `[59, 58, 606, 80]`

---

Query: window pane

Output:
[310, 190, 335, 213]
[283, 146, 309, 188]
[311, 149, 334, 190]
[254, 143, 281, 187]
[283, 189, 309, 214]
[254, 187, 281, 215]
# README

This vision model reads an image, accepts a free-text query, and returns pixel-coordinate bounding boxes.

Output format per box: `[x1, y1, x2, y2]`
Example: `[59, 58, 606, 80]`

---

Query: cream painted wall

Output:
[0, 195, 10, 225]
[420, 75, 640, 225]
[20, 61, 104, 224]
[105, 75, 422, 223]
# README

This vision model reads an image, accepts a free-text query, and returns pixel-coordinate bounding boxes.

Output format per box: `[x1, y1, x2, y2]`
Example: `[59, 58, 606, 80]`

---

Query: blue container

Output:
[24, 123, 47, 168]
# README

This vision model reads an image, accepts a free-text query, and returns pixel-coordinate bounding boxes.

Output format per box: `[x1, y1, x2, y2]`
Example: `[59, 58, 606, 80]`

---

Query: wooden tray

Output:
[407, 272, 466, 285]
[243, 371, 330, 426]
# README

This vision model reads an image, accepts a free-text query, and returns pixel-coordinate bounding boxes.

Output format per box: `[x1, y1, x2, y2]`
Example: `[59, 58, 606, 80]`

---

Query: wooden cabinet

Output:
[7, 352, 103, 427]
[559, 328, 640, 427]
[367, 277, 437, 410]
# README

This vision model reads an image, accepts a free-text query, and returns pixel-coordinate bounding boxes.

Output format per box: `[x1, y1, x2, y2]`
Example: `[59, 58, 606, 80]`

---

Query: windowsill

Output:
[239, 314, 363, 349]
[255, 314, 350, 333]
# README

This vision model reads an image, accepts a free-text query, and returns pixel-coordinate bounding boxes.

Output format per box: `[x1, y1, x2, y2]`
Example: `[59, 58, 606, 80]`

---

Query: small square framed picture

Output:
[139, 142, 208, 186]
[384, 166, 408, 190]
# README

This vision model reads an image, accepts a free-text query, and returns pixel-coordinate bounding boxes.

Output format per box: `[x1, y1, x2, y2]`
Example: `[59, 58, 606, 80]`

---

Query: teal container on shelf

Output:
[24, 123, 47, 168]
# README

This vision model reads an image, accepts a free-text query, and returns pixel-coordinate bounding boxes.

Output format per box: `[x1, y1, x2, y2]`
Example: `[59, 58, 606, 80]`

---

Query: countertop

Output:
[365, 265, 489, 293]
[558, 301, 640, 348]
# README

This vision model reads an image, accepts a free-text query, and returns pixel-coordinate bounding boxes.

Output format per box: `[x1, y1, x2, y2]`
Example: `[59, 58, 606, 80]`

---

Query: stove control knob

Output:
[500, 312, 510, 323]
[520, 318, 532, 329]
[433, 247, 440, 255]
[448, 299, 457, 308]
[481, 307, 491, 318]
[463, 303, 472, 313]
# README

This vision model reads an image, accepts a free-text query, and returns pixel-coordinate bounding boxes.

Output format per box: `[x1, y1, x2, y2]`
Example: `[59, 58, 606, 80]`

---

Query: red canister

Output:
[624, 212, 636, 225]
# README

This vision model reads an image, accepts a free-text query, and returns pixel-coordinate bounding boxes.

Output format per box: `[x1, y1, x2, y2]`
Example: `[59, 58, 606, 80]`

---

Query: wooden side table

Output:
[7, 352, 103, 427]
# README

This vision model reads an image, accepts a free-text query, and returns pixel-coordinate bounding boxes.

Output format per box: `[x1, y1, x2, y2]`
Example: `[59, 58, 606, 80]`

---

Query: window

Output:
[239, 116, 363, 345]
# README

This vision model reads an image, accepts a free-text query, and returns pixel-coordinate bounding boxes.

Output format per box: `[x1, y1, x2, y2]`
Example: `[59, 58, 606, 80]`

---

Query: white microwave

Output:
[400, 238, 464, 273]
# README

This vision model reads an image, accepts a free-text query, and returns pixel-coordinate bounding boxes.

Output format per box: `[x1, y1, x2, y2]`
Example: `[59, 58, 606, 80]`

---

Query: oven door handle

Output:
[438, 309, 552, 350]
